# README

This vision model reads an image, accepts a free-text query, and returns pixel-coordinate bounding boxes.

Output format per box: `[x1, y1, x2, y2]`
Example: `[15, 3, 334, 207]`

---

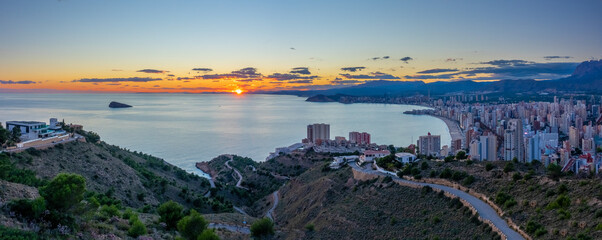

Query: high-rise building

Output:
[569, 126, 579, 149]
[479, 134, 497, 161]
[418, 132, 441, 157]
[525, 136, 541, 162]
[349, 131, 371, 145]
[307, 123, 330, 143]
[503, 119, 524, 161]
[582, 138, 595, 153]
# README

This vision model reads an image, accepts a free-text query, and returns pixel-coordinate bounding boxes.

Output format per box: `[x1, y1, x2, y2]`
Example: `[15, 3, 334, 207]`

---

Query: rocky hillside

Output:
[273, 164, 498, 240]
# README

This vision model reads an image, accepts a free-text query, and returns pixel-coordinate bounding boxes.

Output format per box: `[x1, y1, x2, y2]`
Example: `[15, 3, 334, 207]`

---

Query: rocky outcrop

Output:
[108, 101, 132, 108]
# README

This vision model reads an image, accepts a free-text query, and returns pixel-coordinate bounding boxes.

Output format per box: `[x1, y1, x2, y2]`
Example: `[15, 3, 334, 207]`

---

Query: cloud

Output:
[230, 67, 261, 78]
[290, 47, 296, 50]
[340, 72, 400, 80]
[407, 60, 579, 81]
[445, 58, 462, 62]
[400, 57, 413, 63]
[0, 80, 37, 84]
[544, 56, 572, 60]
[465, 61, 578, 78]
[288, 80, 313, 84]
[479, 59, 531, 66]
[137, 69, 168, 74]
[416, 68, 458, 74]
[197, 67, 262, 80]
[111, 69, 123, 71]
[237, 79, 262, 82]
[267, 73, 318, 81]
[341, 67, 366, 72]
[73, 77, 162, 83]
[290, 67, 311, 75]
[404, 73, 457, 80]
[330, 77, 362, 85]
[371, 56, 390, 61]
[192, 68, 213, 72]
[167, 74, 175, 77]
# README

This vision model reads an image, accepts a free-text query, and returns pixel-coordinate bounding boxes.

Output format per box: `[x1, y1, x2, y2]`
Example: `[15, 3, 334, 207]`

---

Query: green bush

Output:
[439, 168, 453, 178]
[0, 225, 39, 240]
[9, 197, 46, 219]
[546, 164, 563, 181]
[305, 223, 315, 231]
[485, 163, 494, 171]
[157, 200, 184, 230]
[503, 162, 514, 173]
[512, 172, 522, 181]
[250, 218, 274, 239]
[0, 154, 46, 186]
[39, 173, 86, 210]
[177, 209, 208, 240]
[99, 204, 120, 218]
[462, 175, 475, 185]
[546, 194, 570, 210]
[128, 216, 147, 237]
[198, 229, 220, 240]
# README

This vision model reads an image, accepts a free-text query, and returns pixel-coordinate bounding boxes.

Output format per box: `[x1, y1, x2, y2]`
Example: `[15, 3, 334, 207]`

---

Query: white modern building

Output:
[359, 150, 390, 164]
[395, 152, 417, 163]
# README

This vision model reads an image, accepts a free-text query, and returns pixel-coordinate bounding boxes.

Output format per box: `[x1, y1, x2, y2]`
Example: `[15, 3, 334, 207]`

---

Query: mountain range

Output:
[270, 60, 602, 97]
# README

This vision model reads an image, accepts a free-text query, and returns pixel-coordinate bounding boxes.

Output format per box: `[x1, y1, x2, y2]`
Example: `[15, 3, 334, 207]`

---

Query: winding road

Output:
[225, 156, 248, 189]
[265, 190, 279, 221]
[349, 162, 525, 240]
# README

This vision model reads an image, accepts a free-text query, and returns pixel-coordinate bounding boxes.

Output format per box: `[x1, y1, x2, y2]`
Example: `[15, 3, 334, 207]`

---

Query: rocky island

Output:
[108, 101, 132, 108]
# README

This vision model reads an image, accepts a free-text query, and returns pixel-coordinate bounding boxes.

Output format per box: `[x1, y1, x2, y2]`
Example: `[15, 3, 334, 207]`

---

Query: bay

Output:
[0, 93, 451, 174]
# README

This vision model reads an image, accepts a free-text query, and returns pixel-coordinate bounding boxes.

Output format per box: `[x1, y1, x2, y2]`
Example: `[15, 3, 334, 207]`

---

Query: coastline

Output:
[432, 115, 463, 143]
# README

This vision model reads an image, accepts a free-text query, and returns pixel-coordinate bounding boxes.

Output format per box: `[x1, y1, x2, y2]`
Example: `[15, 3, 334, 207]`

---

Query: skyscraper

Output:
[418, 132, 441, 157]
[307, 123, 330, 143]
[504, 119, 524, 161]
[479, 134, 497, 161]
[349, 131, 371, 145]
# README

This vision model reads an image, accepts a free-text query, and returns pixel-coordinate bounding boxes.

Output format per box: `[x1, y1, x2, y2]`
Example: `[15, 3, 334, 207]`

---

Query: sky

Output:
[0, 0, 601, 93]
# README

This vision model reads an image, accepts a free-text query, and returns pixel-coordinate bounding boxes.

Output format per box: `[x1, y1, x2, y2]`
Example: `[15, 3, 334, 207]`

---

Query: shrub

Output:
[557, 209, 571, 220]
[198, 229, 220, 240]
[157, 200, 184, 230]
[451, 171, 468, 181]
[250, 218, 274, 238]
[9, 197, 46, 219]
[503, 162, 514, 173]
[525, 220, 544, 234]
[462, 175, 475, 185]
[421, 162, 429, 170]
[128, 217, 147, 237]
[546, 164, 563, 181]
[39, 173, 86, 210]
[485, 163, 494, 171]
[439, 168, 453, 179]
[305, 223, 315, 231]
[546, 194, 570, 210]
[455, 151, 466, 160]
[0, 225, 39, 240]
[99, 204, 120, 218]
[512, 172, 522, 181]
[177, 209, 208, 240]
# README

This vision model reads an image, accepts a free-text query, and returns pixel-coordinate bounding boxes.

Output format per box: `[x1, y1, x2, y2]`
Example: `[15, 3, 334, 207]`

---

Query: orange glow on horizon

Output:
[234, 89, 243, 94]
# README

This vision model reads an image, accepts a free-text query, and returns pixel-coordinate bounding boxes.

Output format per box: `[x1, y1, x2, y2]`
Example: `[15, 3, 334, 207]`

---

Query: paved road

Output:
[208, 223, 250, 234]
[349, 163, 524, 240]
[233, 205, 249, 216]
[265, 190, 279, 221]
[225, 156, 248, 189]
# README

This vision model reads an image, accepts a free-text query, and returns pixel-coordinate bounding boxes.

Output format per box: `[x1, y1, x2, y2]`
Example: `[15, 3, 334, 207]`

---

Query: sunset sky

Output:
[1, 0, 601, 93]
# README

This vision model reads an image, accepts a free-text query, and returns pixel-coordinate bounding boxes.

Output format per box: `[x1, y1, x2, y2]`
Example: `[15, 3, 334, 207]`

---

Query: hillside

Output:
[405, 159, 602, 239]
[273, 164, 499, 240]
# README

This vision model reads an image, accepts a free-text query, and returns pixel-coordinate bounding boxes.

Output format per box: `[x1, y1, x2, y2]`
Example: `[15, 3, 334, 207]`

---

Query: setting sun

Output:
[234, 89, 243, 94]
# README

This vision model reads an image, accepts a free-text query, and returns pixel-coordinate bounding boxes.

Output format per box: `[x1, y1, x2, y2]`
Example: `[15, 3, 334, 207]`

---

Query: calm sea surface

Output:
[0, 93, 450, 174]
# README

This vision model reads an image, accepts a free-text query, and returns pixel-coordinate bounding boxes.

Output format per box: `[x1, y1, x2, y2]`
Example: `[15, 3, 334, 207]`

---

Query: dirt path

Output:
[265, 190, 279, 221]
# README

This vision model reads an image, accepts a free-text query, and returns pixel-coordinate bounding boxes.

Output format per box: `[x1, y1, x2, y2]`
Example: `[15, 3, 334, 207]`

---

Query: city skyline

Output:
[1, 0, 601, 93]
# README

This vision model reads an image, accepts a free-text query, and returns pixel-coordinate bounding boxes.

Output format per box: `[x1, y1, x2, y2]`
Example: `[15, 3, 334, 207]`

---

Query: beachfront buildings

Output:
[417, 133, 441, 157]
[349, 131, 371, 145]
[306, 123, 330, 144]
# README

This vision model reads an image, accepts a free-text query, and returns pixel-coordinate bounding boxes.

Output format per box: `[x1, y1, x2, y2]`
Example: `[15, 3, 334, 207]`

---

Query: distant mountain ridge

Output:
[269, 60, 602, 97]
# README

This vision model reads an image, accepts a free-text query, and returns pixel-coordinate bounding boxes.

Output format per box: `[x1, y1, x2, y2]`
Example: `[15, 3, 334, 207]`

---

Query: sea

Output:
[0, 93, 451, 175]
